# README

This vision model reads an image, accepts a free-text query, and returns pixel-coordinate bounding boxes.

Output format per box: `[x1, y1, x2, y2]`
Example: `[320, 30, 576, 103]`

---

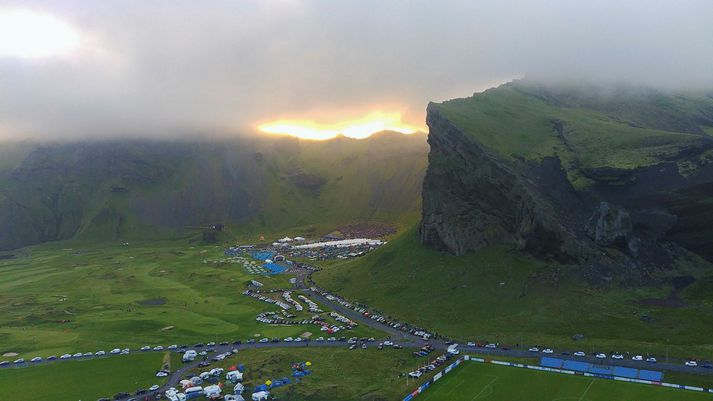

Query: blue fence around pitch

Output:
[401, 357, 463, 401]
[401, 354, 698, 400]
[540, 357, 663, 382]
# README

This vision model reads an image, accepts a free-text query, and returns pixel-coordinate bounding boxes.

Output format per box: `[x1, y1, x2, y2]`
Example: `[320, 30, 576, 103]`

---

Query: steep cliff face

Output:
[420, 81, 713, 272]
[420, 107, 587, 261]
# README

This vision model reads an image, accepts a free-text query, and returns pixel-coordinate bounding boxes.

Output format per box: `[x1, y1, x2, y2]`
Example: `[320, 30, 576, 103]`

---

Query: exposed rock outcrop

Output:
[420, 84, 713, 273]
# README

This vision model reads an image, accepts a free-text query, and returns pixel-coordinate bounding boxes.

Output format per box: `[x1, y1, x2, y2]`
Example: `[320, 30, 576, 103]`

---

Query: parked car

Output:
[467, 342, 476, 347]
[168, 345, 178, 350]
[96, 351, 106, 356]
[31, 357, 42, 363]
[528, 347, 539, 352]
[47, 355, 57, 361]
[542, 349, 554, 354]
[259, 338, 269, 343]
[0, 361, 9, 366]
[595, 353, 607, 359]
[149, 385, 160, 391]
[612, 354, 624, 360]
[485, 344, 497, 349]
[73, 352, 83, 358]
[14, 358, 25, 364]
[646, 357, 657, 363]
[632, 355, 643, 361]
[60, 354, 72, 359]
[574, 351, 586, 357]
[685, 361, 698, 367]
[141, 346, 151, 351]
[110, 348, 121, 354]
[153, 346, 164, 351]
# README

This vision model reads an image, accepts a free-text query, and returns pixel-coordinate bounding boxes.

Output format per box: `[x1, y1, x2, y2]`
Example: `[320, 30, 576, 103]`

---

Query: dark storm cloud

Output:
[0, 0, 712, 139]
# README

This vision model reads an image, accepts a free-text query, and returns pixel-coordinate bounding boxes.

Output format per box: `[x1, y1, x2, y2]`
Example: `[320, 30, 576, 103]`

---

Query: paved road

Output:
[3, 269, 713, 400]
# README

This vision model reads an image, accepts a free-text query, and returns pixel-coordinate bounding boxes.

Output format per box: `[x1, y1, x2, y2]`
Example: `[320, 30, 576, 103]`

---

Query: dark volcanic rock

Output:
[419, 106, 588, 261]
[585, 202, 633, 248]
[288, 172, 327, 191]
[420, 99, 713, 272]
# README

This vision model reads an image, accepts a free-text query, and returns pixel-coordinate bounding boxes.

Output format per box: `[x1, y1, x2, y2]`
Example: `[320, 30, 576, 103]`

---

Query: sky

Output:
[0, 0, 712, 140]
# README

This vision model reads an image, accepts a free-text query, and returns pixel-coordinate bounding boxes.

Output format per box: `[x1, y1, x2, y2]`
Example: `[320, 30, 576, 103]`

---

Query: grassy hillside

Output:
[0, 241, 381, 359]
[0, 132, 427, 250]
[433, 81, 713, 188]
[314, 227, 713, 359]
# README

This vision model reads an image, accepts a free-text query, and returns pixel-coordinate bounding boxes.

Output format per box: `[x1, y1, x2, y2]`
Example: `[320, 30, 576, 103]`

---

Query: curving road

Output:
[3, 269, 713, 400]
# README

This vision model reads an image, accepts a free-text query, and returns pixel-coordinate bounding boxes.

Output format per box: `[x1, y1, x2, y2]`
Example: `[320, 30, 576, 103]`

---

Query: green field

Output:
[0, 352, 176, 401]
[0, 241, 382, 359]
[418, 362, 712, 401]
[433, 82, 713, 189]
[184, 346, 434, 401]
[314, 227, 713, 361]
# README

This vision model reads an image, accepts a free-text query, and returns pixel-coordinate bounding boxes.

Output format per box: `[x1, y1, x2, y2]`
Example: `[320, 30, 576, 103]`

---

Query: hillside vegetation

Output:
[433, 81, 713, 188]
[0, 132, 427, 251]
[315, 227, 713, 359]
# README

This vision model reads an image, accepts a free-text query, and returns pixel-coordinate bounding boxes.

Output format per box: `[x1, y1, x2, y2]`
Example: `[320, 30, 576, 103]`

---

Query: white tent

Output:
[204, 384, 222, 396]
[252, 390, 270, 401]
[227, 370, 244, 382]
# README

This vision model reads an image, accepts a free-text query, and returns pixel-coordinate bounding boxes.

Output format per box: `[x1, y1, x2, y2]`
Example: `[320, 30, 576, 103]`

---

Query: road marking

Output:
[578, 379, 595, 401]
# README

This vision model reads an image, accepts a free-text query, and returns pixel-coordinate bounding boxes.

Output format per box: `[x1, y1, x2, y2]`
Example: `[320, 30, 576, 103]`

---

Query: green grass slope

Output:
[0, 241, 381, 359]
[0, 352, 174, 401]
[0, 132, 427, 250]
[433, 81, 713, 188]
[314, 227, 713, 359]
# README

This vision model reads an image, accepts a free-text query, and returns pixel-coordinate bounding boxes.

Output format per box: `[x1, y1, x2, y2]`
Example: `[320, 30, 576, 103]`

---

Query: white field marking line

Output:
[578, 379, 595, 401]
[471, 376, 499, 401]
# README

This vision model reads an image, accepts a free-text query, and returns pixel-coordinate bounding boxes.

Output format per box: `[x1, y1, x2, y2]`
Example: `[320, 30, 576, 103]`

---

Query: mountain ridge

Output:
[0, 132, 427, 251]
[420, 81, 713, 280]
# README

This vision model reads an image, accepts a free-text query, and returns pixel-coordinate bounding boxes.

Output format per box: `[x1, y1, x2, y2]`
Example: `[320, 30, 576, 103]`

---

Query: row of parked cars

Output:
[408, 349, 458, 378]
[0, 343, 189, 367]
[461, 341, 711, 368]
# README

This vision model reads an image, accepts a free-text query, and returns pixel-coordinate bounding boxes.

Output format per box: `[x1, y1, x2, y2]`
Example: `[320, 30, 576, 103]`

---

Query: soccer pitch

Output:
[417, 362, 712, 401]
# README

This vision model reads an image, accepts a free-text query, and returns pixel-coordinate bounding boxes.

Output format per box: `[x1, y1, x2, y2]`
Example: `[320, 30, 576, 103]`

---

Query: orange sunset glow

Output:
[257, 112, 424, 140]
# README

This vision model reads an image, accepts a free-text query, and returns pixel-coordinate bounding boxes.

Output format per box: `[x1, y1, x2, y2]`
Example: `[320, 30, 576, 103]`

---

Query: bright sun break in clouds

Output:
[0, 9, 80, 58]
[258, 112, 424, 140]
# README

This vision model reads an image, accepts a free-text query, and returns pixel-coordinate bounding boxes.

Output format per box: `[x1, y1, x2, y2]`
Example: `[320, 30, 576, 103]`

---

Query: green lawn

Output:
[418, 361, 712, 401]
[314, 227, 713, 362]
[0, 352, 173, 401]
[0, 241, 382, 359]
[185, 347, 434, 401]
